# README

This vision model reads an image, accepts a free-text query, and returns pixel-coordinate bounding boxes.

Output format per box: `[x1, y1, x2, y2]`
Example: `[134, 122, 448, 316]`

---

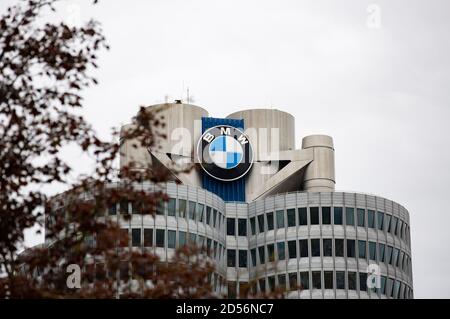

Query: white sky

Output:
[2, 0, 450, 298]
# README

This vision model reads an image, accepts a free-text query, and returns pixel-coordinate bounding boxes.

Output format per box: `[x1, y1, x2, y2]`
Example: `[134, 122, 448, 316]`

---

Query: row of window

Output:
[237, 207, 410, 243]
[227, 238, 411, 275]
[108, 199, 226, 231]
[228, 271, 412, 299]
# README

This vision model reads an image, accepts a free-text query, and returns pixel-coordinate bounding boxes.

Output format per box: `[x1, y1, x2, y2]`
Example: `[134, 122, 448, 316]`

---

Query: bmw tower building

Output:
[75, 102, 415, 299]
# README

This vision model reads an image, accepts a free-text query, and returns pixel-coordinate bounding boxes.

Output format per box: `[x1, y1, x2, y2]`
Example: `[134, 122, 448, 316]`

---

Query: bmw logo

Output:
[197, 125, 253, 181]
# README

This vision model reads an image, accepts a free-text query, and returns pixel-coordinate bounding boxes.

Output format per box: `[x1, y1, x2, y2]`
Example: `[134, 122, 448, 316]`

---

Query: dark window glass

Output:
[379, 243, 386, 263]
[213, 209, 217, 227]
[347, 239, 356, 258]
[399, 221, 404, 238]
[227, 218, 235, 236]
[131, 228, 141, 247]
[386, 214, 392, 233]
[179, 199, 187, 218]
[324, 271, 333, 289]
[156, 229, 165, 247]
[258, 246, 265, 264]
[346, 207, 355, 226]
[143, 228, 153, 247]
[287, 209, 296, 227]
[394, 280, 400, 299]
[358, 240, 366, 259]
[120, 200, 128, 214]
[335, 239, 344, 257]
[312, 271, 321, 289]
[267, 244, 275, 262]
[189, 232, 196, 244]
[386, 246, 393, 265]
[298, 207, 307, 225]
[258, 215, 265, 233]
[299, 239, 309, 258]
[288, 240, 297, 259]
[322, 207, 331, 225]
[393, 248, 400, 267]
[179, 231, 186, 246]
[368, 210, 375, 228]
[323, 239, 332, 257]
[268, 276, 275, 292]
[168, 230, 176, 248]
[310, 207, 319, 225]
[357, 208, 365, 227]
[277, 242, 285, 261]
[300, 271, 309, 290]
[206, 206, 211, 225]
[388, 278, 394, 297]
[311, 239, 321, 257]
[250, 217, 256, 235]
[336, 271, 345, 289]
[238, 218, 247, 236]
[267, 212, 274, 231]
[369, 241, 377, 261]
[188, 201, 196, 220]
[168, 199, 176, 216]
[259, 279, 266, 293]
[197, 204, 204, 222]
[228, 281, 236, 299]
[289, 273, 298, 290]
[334, 207, 343, 225]
[239, 250, 247, 268]
[348, 272, 356, 290]
[278, 274, 286, 290]
[392, 217, 399, 236]
[156, 200, 164, 215]
[377, 211, 384, 230]
[359, 273, 367, 292]
[109, 204, 117, 215]
[250, 248, 257, 267]
[227, 249, 236, 267]
[276, 210, 284, 228]
[381, 276, 387, 295]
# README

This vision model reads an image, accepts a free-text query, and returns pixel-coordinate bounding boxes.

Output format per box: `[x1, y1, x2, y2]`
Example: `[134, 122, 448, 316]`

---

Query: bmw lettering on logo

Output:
[197, 125, 253, 181]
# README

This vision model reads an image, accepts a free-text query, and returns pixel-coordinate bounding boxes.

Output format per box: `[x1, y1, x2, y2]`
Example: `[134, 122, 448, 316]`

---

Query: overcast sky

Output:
[2, 0, 450, 298]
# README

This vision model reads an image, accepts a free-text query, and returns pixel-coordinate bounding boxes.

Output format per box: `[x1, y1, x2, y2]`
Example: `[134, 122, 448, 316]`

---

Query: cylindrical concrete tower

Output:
[302, 135, 336, 192]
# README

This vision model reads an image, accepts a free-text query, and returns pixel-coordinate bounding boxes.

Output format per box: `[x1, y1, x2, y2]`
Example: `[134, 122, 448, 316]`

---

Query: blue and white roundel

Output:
[208, 135, 243, 169]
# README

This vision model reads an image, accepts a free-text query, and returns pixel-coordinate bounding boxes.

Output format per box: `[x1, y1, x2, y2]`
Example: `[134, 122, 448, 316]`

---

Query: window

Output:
[250, 217, 256, 235]
[323, 239, 332, 257]
[259, 279, 266, 293]
[311, 239, 320, 257]
[267, 244, 275, 262]
[239, 250, 247, 268]
[188, 201, 196, 220]
[156, 229, 165, 247]
[312, 271, 321, 289]
[268, 276, 275, 292]
[368, 210, 375, 228]
[377, 211, 384, 230]
[267, 212, 274, 231]
[335, 239, 344, 257]
[324, 271, 333, 289]
[322, 207, 331, 225]
[334, 207, 343, 225]
[278, 274, 286, 290]
[348, 272, 356, 290]
[213, 209, 217, 227]
[238, 218, 247, 236]
[143, 229, 153, 247]
[357, 208, 365, 227]
[228, 282, 237, 299]
[300, 272, 309, 290]
[258, 215, 265, 233]
[394, 280, 401, 299]
[346, 207, 354, 226]
[299, 239, 309, 258]
[393, 248, 400, 267]
[189, 232, 196, 244]
[387, 278, 394, 298]
[358, 240, 366, 259]
[206, 206, 211, 225]
[380, 276, 387, 295]
[132, 229, 141, 247]
[120, 200, 128, 214]
[179, 231, 186, 247]
[258, 246, 265, 264]
[109, 203, 117, 215]
[386, 214, 392, 233]
[359, 273, 367, 292]
[336, 271, 345, 289]
[277, 242, 285, 261]
[179, 199, 187, 218]
[196, 204, 204, 222]
[369, 241, 377, 261]
[298, 207, 307, 225]
[227, 249, 236, 267]
[168, 230, 176, 248]
[310, 207, 319, 225]
[379, 243, 386, 263]
[399, 221, 404, 238]
[289, 273, 298, 290]
[250, 248, 257, 267]
[386, 246, 393, 265]
[347, 239, 356, 258]
[156, 200, 164, 215]
[287, 209, 296, 227]
[392, 217, 399, 236]
[168, 199, 176, 216]
[227, 218, 235, 236]
[288, 240, 297, 259]
[276, 210, 284, 229]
